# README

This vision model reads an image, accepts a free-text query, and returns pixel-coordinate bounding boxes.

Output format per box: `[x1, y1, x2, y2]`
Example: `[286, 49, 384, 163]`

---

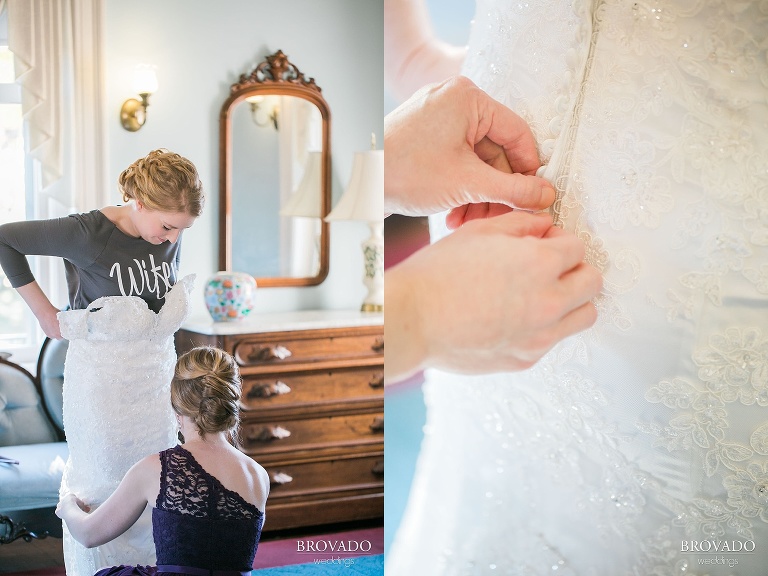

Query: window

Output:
[0, 8, 39, 357]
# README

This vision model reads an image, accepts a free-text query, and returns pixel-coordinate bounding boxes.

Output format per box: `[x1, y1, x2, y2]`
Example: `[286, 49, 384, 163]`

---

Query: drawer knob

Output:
[247, 380, 292, 398]
[371, 336, 384, 353]
[371, 461, 384, 476]
[270, 471, 294, 485]
[248, 345, 292, 362]
[369, 416, 384, 433]
[248, 425, 292, 442]
[368, 373, 384, 389]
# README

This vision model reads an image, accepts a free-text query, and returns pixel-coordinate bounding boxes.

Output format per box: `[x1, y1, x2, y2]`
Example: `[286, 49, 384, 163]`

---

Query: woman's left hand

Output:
[56, 493, 91, 519]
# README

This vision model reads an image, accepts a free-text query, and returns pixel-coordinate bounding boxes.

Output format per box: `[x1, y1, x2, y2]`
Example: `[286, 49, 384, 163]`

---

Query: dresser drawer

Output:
[229, 328, 383, 368]
[240, 366, 383, 411]
[266, 453, 384, 498]
[241, 411, 383, 455]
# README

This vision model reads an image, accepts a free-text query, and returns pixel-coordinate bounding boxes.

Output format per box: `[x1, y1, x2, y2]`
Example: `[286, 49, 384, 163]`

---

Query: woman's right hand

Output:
[16, 281, 63, 339]
[39, 308, 63, 340]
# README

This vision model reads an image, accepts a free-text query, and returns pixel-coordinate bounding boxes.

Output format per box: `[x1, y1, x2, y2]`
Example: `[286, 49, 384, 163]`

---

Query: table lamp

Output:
[325, 139, 384, 312]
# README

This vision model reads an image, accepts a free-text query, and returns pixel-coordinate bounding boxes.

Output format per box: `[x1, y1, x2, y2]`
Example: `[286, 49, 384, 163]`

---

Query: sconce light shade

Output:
[120, 65, 158, 132]
[325, 148, 384, 313]
[280, 151, 323, 218]
[325, 150, 384, 223]
[132, 64, 158, 94]
[246, 95, 280, 130]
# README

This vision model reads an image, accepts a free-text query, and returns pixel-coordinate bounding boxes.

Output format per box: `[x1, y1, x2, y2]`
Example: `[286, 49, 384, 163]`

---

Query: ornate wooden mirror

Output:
[219, 50, 331, 287]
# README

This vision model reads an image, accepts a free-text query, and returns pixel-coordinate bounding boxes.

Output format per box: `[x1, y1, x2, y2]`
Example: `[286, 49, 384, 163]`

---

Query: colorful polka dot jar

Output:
[204, 272, 257, 322]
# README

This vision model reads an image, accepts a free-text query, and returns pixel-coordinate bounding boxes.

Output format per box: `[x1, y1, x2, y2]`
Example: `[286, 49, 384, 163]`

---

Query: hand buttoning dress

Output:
[388, 1, 768, 574]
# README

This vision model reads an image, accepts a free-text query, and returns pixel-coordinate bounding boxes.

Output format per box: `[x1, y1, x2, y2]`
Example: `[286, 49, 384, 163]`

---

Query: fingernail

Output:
[542, 185, 556, 206]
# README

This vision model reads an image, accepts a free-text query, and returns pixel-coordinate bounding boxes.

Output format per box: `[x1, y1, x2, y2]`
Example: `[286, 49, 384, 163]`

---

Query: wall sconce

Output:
[120, 65, 158, 132]
[246, 95, 280, 130]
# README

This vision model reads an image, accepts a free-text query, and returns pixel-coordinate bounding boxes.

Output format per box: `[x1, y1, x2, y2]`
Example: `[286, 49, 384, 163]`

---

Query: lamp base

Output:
[360, 221, 384, 312]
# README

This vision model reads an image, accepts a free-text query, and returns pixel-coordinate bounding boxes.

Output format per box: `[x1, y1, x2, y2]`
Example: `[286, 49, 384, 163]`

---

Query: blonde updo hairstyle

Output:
[118, 149, 204, 217]
[171, 347, 241, 440]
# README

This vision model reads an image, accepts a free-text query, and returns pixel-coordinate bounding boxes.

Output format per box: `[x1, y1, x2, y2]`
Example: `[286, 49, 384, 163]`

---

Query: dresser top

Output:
[180, 309, 384, 336]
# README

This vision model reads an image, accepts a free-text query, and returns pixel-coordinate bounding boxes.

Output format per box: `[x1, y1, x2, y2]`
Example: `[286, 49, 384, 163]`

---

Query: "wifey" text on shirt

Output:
[109, 254, 175, 300]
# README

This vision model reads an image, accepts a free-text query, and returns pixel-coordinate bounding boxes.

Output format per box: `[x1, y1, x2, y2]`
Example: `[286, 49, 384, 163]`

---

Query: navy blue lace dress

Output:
[94, 445, 264, 576]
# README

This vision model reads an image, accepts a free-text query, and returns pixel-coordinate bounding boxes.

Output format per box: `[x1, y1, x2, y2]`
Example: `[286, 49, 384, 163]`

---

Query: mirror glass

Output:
[220, 51, 330, 287]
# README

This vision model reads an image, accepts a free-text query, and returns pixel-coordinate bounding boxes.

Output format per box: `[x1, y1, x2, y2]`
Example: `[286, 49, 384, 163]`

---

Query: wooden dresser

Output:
[175, 310, 384, 532]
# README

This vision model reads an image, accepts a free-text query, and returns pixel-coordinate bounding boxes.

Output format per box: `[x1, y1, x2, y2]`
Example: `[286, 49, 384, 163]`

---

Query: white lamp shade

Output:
[280, 151, 323, 218]
[325, 150, 384, 222]
[133, 65, 158, 94]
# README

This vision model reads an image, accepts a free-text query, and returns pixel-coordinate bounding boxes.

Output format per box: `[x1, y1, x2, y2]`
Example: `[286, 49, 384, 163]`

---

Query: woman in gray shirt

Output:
[0, 149, 203, 337]
[0, 149, 205, 574]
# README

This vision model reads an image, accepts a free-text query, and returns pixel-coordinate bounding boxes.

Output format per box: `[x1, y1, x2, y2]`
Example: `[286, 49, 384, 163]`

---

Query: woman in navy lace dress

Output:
[56, 347, 270, 576]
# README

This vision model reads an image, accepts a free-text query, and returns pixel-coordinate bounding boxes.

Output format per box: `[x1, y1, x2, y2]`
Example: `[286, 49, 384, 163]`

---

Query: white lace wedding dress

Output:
[58, 275, 194, 576]
[387, 1, 768, 575]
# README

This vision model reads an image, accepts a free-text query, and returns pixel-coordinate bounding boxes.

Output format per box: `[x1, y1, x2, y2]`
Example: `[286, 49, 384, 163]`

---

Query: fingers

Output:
[558, 261, 604, 310]
[551, 300, 600, 343]
[466, 159, 556, 210]
[445, 203, 513, 229]
[541, 232, 590, 274]
[472, 210, 554, 238]
[536, 263, 602, 351]
[473, 87, 542, 176]
[474, 137, 513, 173]
[538, 262, 602, 348]
[457, 78, 556, 210]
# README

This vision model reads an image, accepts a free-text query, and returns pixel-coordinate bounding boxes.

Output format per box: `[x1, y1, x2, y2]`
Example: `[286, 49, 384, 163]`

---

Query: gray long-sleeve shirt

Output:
[0, 209, 181, 312]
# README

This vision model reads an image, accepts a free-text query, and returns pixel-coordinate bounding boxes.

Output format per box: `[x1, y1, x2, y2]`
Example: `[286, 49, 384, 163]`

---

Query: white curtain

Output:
[6, 0, 107, 311]
[7, 0, 108, 214]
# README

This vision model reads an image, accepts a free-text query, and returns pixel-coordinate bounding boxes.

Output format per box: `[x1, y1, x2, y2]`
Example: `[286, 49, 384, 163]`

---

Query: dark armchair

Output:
[0, 338, 69, 543]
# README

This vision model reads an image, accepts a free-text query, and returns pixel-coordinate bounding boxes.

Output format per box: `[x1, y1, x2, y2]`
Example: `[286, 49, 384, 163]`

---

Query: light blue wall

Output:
[383, 0, 474, 114]
[105, 0, 384, 319]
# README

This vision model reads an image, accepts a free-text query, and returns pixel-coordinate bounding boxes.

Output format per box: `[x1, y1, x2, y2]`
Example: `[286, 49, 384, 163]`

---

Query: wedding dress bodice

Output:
[388, 2, 768, 575]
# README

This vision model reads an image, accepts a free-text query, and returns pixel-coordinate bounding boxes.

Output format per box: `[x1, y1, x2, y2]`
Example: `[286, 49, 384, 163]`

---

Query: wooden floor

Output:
[0, 536, 64, 573]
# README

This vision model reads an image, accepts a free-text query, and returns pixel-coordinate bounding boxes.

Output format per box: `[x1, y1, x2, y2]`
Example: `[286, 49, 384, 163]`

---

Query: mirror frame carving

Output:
[219, 50, 331, 287]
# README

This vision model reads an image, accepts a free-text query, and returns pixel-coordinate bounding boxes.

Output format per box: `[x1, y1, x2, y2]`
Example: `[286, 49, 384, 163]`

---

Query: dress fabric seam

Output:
[550, 0, 604, 228]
